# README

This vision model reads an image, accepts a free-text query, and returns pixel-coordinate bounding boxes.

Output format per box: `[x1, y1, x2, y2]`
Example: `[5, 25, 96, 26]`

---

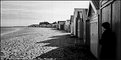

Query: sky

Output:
[1, 1, 89, 26]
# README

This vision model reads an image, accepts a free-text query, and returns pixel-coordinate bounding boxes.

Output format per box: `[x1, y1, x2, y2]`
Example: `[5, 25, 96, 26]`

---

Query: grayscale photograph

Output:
[0, 0, 121, 60]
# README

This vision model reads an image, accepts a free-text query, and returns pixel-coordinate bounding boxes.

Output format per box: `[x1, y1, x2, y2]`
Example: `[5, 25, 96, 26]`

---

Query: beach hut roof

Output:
[87, 1, 99, 17]
[91, 0, 100, 9]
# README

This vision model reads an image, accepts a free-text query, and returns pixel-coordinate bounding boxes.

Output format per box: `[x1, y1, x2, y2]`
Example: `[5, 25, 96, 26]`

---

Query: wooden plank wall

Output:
[102, 4, 111, 23]
[90, 15, 98, 58]
[112, 1, 121, 60]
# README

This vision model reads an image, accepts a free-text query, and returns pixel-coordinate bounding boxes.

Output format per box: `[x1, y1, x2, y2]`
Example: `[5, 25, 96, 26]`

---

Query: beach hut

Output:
[76, 9, 88, 40]
[73, 8, 88, 39]
[70, 15, 74, 35]
[73, 8, 84, 37]
[81, 9, 88, 45]
[57, 21, 65, 30]
[98, 0, 121, 60]
[77, 10, 83, 39]
[65, 20, 71, 32]
[87, 1, 99, 58]
[88, 0, 121, 60]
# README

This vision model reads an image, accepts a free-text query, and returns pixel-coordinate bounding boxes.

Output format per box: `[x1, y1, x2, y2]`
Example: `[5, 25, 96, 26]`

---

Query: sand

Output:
[1, 27, 97, 60]
[1, 27, 69, 60]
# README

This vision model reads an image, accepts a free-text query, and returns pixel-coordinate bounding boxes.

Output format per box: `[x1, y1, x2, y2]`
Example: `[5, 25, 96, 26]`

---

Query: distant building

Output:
[52, 22, 58, 28]
[39, 22, 52, 28]
[28, 24, 40, 27]
[46, 24, 52, 28]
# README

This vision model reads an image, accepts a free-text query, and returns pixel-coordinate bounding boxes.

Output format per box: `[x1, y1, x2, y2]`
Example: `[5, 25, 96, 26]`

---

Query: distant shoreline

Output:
[0, 26, 27, 28]
[1, 27, 24, 36]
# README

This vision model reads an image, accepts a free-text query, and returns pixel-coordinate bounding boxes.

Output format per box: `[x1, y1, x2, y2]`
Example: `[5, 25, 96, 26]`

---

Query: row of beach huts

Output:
[52, 0, 121, 60]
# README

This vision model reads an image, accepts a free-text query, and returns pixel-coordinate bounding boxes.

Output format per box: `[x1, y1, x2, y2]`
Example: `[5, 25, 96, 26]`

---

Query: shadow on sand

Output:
[51, 28, 68, 33]
[34, 31, 97, 60]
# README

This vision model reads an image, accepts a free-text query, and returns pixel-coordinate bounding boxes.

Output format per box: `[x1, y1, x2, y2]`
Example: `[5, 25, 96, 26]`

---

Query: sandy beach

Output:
[1, 27, 70, 60]
[1, 27, 96, 60]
